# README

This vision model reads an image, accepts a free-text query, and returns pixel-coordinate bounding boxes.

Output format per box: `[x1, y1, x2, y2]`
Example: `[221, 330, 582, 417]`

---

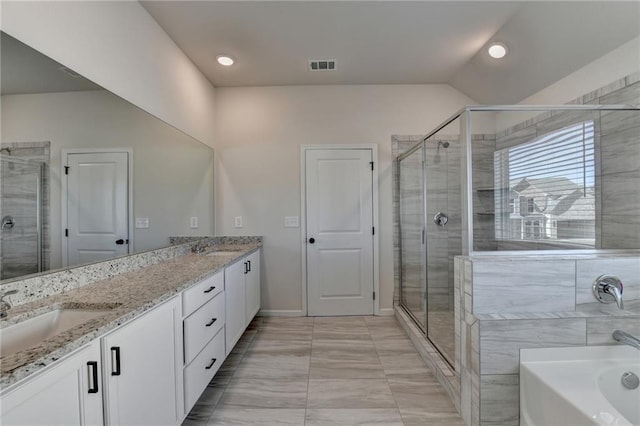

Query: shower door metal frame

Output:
[397, 142, 429, 334]
[398, 104, 640, 257]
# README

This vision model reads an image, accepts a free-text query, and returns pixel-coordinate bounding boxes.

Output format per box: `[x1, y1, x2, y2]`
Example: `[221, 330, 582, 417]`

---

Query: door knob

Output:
[308, 237, 315, 244]
[115, 239, 125, 245]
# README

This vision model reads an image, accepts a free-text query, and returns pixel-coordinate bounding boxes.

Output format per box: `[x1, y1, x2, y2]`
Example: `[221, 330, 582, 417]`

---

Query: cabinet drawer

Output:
[183, 292, 225, 365]
[184, 329, 225, 414]
[182, 270, 223, 316]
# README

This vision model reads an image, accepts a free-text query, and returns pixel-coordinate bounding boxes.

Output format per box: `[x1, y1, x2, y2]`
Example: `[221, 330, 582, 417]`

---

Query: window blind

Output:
[494, 121, 596, 243]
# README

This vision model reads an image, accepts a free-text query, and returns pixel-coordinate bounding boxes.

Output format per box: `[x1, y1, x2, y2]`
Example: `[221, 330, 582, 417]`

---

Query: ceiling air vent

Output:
[309, 60, 336, 71]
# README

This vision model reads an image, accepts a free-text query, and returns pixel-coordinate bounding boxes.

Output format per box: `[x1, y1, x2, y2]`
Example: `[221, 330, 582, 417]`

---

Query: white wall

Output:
[215, 84, 476, 313]
[1, 1, 216, 148]
[2, 90, 214, 269]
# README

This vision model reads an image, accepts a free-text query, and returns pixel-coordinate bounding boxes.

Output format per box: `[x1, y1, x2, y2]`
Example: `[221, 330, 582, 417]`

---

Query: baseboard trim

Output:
[257, 310, 304, 317]
[378, 308, 395, 316]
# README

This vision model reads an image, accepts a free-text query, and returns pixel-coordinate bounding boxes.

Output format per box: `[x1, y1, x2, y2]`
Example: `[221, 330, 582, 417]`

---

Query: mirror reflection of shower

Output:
[434, 140, 449, 164]
[0, 151, 46, 280]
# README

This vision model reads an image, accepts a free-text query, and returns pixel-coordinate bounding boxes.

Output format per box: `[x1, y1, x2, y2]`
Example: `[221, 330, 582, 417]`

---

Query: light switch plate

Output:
[190, 217, 198, 229]
[135, 218, 149, 229]
[284, 216, 299, 228]
[234, 216, 243, 228]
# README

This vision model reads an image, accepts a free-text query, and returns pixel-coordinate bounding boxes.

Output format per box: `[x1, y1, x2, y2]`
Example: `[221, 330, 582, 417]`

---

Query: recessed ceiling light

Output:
[488, 42, 508, 59]
[216, 55, 234, 66]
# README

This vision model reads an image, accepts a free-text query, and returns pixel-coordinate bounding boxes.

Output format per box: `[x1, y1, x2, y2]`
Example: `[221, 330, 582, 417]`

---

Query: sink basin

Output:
[206, 251, 242, 256]
[0, 309, 111, 357]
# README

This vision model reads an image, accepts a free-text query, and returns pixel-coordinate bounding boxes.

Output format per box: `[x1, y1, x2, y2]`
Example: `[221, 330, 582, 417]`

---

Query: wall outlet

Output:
[284, 216, 299, 228]
[135, 218, 149, 229]
[234, 216, 243, 228]
[190, 217, 198, 229]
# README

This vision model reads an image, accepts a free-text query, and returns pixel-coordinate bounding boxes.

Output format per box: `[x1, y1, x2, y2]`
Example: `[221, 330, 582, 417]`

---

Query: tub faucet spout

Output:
[612, 330, 640, 350]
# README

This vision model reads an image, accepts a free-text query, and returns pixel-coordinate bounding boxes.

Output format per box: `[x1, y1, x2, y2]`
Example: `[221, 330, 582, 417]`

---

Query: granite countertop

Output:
[0, 242, 260, 391]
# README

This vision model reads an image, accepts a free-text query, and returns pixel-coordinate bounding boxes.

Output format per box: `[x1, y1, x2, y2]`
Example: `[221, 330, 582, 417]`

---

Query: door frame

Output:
[300, 144, 380, 316]
[61, 148, 134, 267]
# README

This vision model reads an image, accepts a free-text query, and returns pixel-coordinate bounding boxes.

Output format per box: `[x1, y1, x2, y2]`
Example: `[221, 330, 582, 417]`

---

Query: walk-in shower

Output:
[397, 104, 640, 367]
[0, 154, 44, 280]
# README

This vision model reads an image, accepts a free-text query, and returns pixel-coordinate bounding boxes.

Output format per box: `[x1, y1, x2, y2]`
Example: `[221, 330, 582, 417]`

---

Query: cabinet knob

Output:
[308, 237, 315, 244]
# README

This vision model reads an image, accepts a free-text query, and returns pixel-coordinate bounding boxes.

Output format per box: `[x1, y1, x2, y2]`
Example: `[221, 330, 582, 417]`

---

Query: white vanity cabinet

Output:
[245, 250, 261, 325]
[101, 296, 182, 426]
[224, 258, 247, 355]
[225, 249, 261, 355]
[1, 247, 262, 426]
[182, 270, 225, 415]
[0, 340, 104, 426]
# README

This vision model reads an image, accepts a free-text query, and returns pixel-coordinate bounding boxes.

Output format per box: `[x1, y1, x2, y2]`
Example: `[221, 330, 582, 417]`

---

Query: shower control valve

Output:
[433, 212, 448, 227]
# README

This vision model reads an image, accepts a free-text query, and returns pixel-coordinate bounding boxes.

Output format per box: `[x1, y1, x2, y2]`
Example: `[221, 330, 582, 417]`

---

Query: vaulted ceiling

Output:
[141, 1, 640, 104]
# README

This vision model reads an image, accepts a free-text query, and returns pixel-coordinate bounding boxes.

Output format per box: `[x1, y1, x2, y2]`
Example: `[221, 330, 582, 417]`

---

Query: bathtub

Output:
[520, 345, 640, 426]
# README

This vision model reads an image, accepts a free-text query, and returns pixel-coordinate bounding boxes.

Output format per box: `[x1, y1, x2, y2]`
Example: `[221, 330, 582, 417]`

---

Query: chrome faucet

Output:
[613, 330, 640, 350]
[593, 275, 624, 309]
[0, 290, 18, 318]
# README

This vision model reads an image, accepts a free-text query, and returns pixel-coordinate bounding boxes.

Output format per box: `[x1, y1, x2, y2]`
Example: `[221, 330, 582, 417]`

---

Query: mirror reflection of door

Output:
[63, 151, 130, 267]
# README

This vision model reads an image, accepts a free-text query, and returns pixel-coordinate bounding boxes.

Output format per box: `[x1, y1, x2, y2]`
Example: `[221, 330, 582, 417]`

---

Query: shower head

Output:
[437, 141, 450, 149]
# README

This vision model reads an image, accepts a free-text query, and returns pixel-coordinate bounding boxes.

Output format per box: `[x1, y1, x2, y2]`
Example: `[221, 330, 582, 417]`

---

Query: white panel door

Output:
[306, 149, 374, 316]
[66, 152, 129, 266]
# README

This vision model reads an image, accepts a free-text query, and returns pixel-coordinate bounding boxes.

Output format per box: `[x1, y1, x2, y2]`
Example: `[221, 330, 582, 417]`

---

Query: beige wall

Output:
[215, 84, 476, 314]
[1, 1, 216, 148]
[2, 90, 214, 269]
[496, 37, 640, 130]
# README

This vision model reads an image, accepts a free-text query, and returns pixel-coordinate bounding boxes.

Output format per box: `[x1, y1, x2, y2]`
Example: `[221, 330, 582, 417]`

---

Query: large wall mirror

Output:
[0, 32, 214, 282]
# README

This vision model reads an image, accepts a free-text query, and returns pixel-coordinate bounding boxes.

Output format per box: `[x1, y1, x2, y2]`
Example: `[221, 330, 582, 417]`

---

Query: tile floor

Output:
[183, 316, 464, 425]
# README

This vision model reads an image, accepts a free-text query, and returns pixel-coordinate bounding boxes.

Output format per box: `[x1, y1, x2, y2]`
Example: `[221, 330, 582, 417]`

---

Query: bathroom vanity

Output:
[0, 238, 261, 425]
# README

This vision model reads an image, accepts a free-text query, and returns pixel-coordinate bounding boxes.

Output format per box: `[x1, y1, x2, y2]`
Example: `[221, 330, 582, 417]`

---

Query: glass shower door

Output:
[0, 155, 43, 280]
[425, 139, 458, 363]
[399, 145, 427, 329]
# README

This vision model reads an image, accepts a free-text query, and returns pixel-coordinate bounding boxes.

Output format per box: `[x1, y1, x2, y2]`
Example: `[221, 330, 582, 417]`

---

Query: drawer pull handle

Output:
[204, 286, 216, 293]
[205, 318, 217, 327]
[87, 361, 99, 393]
[110, 347, 121, 376]
[205, 358, 217, 370]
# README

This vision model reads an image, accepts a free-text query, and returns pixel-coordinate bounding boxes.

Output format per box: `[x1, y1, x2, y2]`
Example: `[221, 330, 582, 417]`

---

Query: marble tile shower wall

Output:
[0, 142, 50, 280]
[456, 254, 640, 426]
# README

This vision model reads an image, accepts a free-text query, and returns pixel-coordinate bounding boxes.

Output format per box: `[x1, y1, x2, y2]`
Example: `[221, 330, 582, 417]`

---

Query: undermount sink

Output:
[0, 309, 112, 357]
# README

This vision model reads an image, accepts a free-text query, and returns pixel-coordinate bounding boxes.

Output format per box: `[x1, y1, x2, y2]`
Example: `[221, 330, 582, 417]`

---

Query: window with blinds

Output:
[494, 121, 596, 245]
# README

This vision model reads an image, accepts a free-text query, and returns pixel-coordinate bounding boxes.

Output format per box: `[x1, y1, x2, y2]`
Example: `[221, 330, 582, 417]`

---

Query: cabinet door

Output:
[102, 297, 181, 425]
[225, 259, 246, 355]
[1, 340, 103, 426]
[245, 250, 261, 325]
